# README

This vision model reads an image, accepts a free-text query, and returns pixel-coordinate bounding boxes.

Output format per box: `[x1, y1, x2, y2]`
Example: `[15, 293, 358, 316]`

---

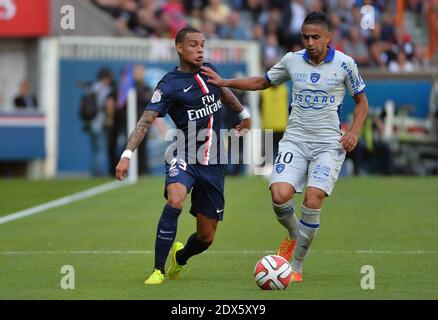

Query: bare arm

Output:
[201, 66, 271, 91]
[220, 87, 244, 113]
[115, 109, 158, 180]
[125, 110, 159, 151]
[349, 93, 369, 137]
[220, 87, 252, 132]
[340, 92, 369, 152]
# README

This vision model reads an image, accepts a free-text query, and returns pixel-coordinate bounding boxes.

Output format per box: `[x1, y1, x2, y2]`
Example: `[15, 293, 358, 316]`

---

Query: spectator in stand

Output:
[186, 5, 203, 30]
[161, 0, 187, 38]
[199, 18, 219, 39]
[262, 32, 284, 67]
[92, 0, 122, 18]
[14, 80, 37, 109]
[218, 11, 250, 40]
[115, 0, 139, 34]
[388, 50, 415, 72]
[204, 0, 231, 27]
[258, 7, 283, 47]
[281, 0, 306, 48]
[88, 0, 434, 71]
[242, 0, 265, 23]
[367, 22, 388, 68]
[329, 0, 355, 37]
[343, 27, 370, 67]
[308, 0, 326, 12]
[135, 1, 159, 37]
[413, 44, 431, 69]
[251, 23, 265, 43]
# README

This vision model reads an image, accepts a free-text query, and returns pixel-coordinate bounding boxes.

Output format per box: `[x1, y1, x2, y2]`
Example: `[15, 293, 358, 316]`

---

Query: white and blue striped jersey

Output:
[265, 47, 366, 145]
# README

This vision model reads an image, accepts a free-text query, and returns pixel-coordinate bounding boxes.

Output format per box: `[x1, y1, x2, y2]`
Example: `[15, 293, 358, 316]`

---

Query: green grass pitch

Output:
[0, 176, 437, 299]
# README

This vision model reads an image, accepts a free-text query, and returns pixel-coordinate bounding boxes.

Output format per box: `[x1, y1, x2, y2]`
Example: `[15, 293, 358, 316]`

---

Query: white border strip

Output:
[0, 180, 131, 225]
[0, 117, 45, 127]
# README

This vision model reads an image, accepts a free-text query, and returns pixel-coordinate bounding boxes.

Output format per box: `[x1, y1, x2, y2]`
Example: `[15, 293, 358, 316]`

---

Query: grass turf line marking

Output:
[0, 180, 132, 225]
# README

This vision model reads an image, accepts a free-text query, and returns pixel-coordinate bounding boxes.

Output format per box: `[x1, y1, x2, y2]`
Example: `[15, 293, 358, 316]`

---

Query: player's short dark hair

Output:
[175, 27, 202, 45]
[303, 11, 330, 30]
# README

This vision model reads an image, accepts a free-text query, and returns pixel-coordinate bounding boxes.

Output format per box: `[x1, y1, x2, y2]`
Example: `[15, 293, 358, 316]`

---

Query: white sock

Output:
[291, 204, 320, 273]
[272, 200, 298, 239]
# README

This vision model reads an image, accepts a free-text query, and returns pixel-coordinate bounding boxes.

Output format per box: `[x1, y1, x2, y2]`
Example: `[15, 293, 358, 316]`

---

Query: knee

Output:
[271, 188, 293, 205]
[167, 194, 185, 209]
[303, 192, 325, 209]
[166, 184, 187, 209]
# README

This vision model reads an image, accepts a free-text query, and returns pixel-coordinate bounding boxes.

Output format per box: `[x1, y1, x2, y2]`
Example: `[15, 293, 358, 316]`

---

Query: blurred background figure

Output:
[388, 50, 415, 72]
[13, 80, 37, 109]
[218, 11, 250, 40]
[261, 32, 285, 68]
[116, 64, 153, 175]
[85, 67, 117, 177]
[430, 79, 438, 140]
[133, 64, 153, 175]
[204, 0, 231, 28]
[346, 109, 394, 176]
[343, 27, 370, 67]
[282, 0, 307, 49]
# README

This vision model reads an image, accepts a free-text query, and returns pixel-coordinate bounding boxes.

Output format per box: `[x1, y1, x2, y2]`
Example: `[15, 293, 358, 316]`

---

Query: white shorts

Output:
[269, 139, 346, 196]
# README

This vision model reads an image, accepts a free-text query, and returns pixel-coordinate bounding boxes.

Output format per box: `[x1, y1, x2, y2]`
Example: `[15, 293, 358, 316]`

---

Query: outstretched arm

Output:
[340, 93, 368, 152]
[220, 87, 251, 132]
[201, 66, 271, 91]
[115, 110, 159, 180]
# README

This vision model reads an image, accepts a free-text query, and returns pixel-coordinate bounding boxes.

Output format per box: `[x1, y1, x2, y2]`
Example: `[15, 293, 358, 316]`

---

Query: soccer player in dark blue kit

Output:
[115, 27, 251, 284]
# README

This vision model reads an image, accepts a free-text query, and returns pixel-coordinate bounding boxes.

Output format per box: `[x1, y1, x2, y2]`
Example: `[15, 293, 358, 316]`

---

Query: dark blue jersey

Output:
[145, 63, 225, 165]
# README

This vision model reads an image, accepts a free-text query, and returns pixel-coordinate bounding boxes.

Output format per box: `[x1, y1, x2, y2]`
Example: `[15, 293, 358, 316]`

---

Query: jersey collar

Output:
[303, 46, 335, 64]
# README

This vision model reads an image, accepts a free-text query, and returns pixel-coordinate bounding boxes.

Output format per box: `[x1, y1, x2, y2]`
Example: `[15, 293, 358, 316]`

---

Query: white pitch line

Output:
[0, 249, 437, 255]
[0, 180, 132, 225]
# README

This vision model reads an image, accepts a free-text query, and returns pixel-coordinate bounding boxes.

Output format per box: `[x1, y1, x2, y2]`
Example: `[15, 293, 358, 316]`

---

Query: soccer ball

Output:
[254, 255, 292, 290]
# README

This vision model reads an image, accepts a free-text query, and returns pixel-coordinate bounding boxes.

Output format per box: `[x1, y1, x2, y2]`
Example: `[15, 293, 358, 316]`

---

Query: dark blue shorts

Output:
[164, 159, 225, 221]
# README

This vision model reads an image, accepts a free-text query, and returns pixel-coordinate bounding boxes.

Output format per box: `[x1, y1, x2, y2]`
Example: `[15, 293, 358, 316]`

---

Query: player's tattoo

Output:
[126, 110, 159, 151]
[220, 87, 244, 113]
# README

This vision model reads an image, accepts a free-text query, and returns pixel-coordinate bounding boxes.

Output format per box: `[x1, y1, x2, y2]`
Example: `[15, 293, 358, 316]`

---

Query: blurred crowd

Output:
[91, 0, 437, 71]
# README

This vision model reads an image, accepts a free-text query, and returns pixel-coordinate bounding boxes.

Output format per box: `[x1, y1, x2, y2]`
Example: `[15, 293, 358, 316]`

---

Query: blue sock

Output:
[154, 204, 182, 274]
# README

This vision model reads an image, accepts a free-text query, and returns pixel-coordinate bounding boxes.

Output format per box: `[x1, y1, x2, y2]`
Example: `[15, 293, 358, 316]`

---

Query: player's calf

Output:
[291, 204, 320, 274]
[272, 200, 298, 240]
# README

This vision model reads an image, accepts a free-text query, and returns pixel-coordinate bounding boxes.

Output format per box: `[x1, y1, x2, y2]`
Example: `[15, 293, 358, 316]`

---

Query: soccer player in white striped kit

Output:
[202, 11, 368, 282]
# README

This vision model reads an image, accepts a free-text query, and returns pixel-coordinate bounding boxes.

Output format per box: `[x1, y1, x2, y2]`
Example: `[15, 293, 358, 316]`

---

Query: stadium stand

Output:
[89, 0, 437, 70]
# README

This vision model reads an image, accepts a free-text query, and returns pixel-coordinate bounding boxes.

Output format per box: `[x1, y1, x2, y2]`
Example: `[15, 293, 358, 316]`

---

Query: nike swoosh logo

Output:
[183, 85, 193, 92]
[160, 229, 174, 234]
[216, 209, 224, 213]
